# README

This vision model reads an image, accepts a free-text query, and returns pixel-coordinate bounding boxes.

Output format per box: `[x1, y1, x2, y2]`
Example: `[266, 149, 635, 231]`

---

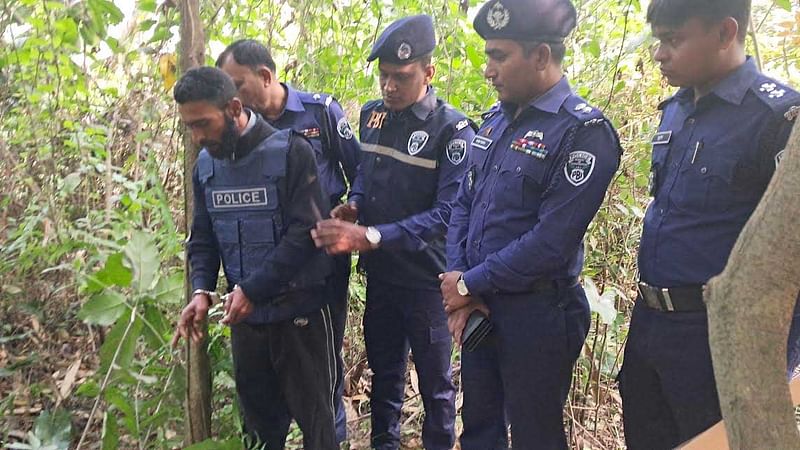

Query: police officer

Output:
[312, 15, 476, 450]
[618, 1, 800, 448]
[216, 39, 360, 443]
[171, 67, 338, 449]
[440, 0, 622, 448]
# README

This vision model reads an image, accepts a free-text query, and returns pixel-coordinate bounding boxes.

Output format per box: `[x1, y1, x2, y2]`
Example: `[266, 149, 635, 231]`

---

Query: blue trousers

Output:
[363, 279, 456, 450]
[460, 282, 591, 450]
[619, 297, 800, 450]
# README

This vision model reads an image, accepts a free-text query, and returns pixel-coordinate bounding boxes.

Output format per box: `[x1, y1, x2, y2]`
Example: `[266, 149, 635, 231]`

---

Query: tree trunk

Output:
[178, 0, 210, 445]
[705, 118, 800, 449]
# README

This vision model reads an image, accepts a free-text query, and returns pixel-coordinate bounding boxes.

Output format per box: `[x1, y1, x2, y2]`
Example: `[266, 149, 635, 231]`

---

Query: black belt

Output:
[493, 277, 578, 295]
[638, 282, 705, 312]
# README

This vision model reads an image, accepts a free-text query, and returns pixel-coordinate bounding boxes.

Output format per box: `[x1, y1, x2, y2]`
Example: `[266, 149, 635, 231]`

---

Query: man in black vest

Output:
[172, 66, 337, 450]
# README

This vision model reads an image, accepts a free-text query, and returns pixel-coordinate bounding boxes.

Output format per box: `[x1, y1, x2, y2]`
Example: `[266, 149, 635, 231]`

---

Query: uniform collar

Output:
[282, 83, 306, 113]
[708, 57, 759, 105]
[240, 108, 257, 136]
[409, 86, 437, 120]
[501, 76, 572, 118]
[667, 57, 759, 107]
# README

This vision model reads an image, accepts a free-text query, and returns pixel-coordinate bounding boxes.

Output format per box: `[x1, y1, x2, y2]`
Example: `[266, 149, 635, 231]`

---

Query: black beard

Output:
[204, 115, 240, 160]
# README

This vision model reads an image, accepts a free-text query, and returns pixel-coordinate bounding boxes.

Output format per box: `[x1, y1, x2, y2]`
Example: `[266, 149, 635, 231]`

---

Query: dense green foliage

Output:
[1, 0, 798, 448]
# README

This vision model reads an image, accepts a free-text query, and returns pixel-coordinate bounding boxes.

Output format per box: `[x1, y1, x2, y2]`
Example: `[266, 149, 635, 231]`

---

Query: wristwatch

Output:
[365, 226, 382, 248]
[456, 274, 470, 296]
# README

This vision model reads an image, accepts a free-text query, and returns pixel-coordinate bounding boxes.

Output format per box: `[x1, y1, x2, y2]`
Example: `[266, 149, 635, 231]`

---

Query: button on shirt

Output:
[350, 87, 477, 288]
[267, 84, 361, 206]
[639, 58, 800, 287]
[447, 77, 622, 296]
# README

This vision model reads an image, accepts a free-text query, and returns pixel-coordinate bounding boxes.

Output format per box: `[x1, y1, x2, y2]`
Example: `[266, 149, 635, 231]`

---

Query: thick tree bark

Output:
[705, 118, 800, 449]
[178, 0, 210, 444]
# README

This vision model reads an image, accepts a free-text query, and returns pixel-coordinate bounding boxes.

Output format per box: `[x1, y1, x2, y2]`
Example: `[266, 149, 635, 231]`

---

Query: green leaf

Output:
[32, 410, 72, 450]
[582, 39, 601, 59]
[99, 253, 133, 288]
[101, 411, 119, 450]
[99, 308, 143, 372]
[105, 388, 138, 435]
[774, 0, 791, 11]
[76, 380, 100, 397]
[123, 232, 159, 293]
[138, 0, 156, 13]
[78, 290, 126, 326]
[184, 438, 242, 450]
[153, 272, 184, 305]
[142, 303, 168, 349]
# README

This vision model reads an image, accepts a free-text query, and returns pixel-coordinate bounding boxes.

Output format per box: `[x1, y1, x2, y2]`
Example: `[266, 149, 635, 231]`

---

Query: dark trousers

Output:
[363, 279, 456, 450]
[231, 305, 338, 450]
[460, 283, 590, 450]
[620, 296, 800, 450]
[330, 254, 351, 443]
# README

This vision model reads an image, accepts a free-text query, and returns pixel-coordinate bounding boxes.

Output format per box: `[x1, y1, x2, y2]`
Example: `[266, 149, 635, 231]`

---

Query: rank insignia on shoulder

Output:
[301, 127, 321, 139]
[482, 126, 494, 137]
[574, 103, 593, 114]
[760, 82, 786, 99]
[565, 151, 596, 187]
[511, 131, 548, 159]
[785, 106, 800, 122]
[456, 119, 469, 131]
[651, 131, 672, 145]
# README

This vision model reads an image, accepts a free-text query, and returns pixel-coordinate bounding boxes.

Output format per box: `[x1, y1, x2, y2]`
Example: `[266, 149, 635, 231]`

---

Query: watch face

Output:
[366, 227, 381, 244]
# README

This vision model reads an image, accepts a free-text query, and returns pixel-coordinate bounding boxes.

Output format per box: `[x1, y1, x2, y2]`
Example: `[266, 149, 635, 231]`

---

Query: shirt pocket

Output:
[240, 218, 277, 277]
[673, 153, 737, 213]
[213, 219, 242, 280]
[496, 157, 549, 210]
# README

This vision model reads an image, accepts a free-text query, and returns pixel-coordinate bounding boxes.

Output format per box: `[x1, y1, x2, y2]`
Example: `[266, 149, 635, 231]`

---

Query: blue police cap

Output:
[367, 15, 436, 64]
[473, 0, 577, 42]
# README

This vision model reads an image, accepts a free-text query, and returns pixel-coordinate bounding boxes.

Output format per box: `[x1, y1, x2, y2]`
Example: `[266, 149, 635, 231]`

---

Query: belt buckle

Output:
[660, 288, 675, 312]
[638, 283, 659, 310]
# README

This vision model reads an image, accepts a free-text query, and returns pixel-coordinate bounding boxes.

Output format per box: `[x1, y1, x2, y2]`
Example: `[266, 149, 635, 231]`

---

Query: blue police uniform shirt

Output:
[267, 83, 361, 206]
[349, 87, 477, 289]
[447, 77, 622, 295]
[639, 58, 800, 287]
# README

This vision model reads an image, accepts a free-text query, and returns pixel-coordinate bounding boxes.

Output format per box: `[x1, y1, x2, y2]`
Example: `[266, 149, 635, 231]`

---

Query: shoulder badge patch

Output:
[446, 139, 468, 165]
[565, 151, 596, 187]
[456, 119, 469, 131]
[785, 105, 800, 122]
[408, 131, 429, 155]
[337, 117, 354, 140]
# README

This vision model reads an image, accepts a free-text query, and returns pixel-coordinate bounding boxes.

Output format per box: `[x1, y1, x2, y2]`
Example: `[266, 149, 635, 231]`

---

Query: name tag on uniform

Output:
[212, 188, 268, 209]
[471, 135, 493, 151]
[651, 131, 672, 145]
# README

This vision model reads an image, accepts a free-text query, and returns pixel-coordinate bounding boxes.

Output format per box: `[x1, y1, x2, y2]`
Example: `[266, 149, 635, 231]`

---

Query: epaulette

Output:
[564, 96, 605, 126]
[480, 102, 501, 121]
[753, 76, 800, 114]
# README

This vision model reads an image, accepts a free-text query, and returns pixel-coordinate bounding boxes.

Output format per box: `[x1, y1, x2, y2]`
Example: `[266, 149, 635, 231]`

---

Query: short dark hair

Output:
[647, 0, 751, 42]
[520, 41, 567, 64]
[215, 39, 277, 73]
[173, 66, 237, 108]
[414, 53, 432, 69]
